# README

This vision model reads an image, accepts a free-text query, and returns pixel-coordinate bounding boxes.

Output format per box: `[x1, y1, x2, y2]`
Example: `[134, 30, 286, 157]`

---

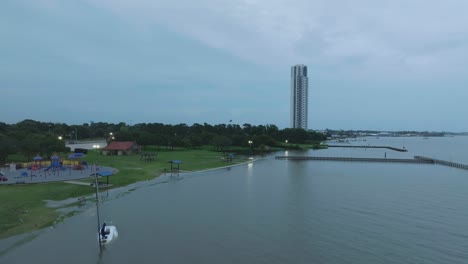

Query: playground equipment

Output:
[44, 155, 66, 173]
[68, 153, 88, 170]
[33, 155, 43, 167]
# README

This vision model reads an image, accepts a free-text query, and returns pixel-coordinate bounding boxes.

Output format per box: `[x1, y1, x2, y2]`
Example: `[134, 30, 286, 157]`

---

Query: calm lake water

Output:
[2, 136, 468, 263]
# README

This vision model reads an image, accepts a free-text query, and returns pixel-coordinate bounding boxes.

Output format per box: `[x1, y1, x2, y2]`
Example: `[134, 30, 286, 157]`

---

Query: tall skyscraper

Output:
[290, 64, 308, 130]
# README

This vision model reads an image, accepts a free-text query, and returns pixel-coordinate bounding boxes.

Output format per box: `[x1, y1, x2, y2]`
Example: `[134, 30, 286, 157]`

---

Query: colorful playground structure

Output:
[0, 153, 116, 185]
[12, 154, 90, 181]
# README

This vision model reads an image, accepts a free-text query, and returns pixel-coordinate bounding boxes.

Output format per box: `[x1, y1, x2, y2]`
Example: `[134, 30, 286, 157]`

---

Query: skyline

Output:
[2, 1, 468, 131]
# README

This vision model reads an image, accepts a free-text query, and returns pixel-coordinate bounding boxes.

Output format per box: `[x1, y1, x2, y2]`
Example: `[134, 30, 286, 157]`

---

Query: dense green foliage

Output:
[0, 120, 69, 162]
[0, 119, 327, 161]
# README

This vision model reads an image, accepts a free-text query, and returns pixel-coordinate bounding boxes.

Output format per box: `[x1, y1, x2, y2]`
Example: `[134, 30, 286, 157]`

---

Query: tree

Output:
[0, 135, 17, 162]
[211, 135, 232, 152]
[253, 134, 276, 147]
[0, 120, 330, 159]
[15, 119, 42, 134]
[190, 135, 203, 149]
[20, 136, 41, 160]
[242, 123, 252, 134]
[39, 135, 68, 156]
[136, 132, 155, 146]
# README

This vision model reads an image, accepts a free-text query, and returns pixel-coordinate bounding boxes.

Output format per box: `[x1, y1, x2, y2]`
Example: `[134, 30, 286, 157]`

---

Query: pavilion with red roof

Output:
[102, 141, 140, 156]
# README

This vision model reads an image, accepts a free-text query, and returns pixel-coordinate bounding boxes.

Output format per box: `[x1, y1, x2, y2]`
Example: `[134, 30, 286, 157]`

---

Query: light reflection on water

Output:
[2, 136, 468, 264]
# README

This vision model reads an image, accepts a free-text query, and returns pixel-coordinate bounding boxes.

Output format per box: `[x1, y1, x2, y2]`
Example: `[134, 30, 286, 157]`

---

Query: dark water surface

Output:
[2, 136, 468, 263]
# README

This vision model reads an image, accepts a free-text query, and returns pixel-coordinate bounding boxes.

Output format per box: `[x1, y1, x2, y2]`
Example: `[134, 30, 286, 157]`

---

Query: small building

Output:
[101, 141, 140, 156]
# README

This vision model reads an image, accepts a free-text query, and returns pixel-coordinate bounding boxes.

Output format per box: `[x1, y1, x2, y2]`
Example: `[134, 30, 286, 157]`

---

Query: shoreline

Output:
[0, 156, 261, 245]
[177, 157, 260, 174]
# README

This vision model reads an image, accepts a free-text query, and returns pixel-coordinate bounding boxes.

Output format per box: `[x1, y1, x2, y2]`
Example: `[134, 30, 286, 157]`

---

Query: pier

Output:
[414, 156, 468, 170]
[275, 156, 430, 164]
[276, 156, 468, 171]
[325, 145, 408, 152]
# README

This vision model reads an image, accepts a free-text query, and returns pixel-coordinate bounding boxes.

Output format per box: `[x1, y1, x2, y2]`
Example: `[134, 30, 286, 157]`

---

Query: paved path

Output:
[64, 181, 92, 186]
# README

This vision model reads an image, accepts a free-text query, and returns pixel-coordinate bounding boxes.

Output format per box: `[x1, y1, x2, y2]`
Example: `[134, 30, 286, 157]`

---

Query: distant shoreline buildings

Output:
[290, 64, 308, 130]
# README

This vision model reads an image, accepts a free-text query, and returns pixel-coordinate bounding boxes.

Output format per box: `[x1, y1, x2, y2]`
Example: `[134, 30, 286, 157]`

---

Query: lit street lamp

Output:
[248, 140, 253, 155]
[108, 132, 115, 143]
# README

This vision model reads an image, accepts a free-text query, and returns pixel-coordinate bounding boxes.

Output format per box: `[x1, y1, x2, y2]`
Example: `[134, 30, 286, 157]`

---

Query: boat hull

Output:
[98, 225, 118, 244]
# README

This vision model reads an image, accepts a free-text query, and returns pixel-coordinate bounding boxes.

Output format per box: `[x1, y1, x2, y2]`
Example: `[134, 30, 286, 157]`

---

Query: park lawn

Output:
[0, 148, 247, 239]
[84, 149, 236, 186]
[0, 183, 93, 239]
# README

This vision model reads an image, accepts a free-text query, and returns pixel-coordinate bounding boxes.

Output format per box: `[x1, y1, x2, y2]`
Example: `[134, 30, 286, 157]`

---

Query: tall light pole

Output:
[72, 128, 78, 143]
[248, 140, 253, 156]
[108, 132, 114, 144]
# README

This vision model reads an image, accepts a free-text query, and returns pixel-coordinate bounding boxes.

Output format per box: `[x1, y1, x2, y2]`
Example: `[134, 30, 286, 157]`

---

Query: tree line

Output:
[0, 119, 327, 162]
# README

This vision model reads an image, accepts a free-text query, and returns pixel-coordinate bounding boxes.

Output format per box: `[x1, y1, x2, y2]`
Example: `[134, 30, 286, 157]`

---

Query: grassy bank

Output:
[0, 148, 248, 239]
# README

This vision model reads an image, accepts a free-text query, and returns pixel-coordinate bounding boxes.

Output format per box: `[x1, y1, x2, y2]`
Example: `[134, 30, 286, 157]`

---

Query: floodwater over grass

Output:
[0, 148, 249, 239]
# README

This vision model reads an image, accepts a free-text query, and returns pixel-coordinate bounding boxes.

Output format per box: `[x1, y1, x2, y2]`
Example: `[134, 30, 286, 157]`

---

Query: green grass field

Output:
[0, 148, 248, 239]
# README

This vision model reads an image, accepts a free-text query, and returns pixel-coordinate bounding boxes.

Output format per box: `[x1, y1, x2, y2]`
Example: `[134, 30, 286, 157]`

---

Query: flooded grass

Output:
[0, 149, 249, 239]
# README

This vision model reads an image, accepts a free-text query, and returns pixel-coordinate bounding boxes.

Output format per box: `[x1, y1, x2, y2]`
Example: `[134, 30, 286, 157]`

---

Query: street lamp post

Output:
[71, 128, 78, 143]
[248, 140, 253, 155]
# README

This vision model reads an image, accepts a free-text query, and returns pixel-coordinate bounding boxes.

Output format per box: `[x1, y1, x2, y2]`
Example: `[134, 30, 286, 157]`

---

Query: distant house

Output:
[101, 141, 140, 156]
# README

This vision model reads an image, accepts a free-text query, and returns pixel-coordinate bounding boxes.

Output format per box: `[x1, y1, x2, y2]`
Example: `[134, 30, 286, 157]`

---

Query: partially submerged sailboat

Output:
[98, 223, 118, 244]
[94, 165, 118, 246]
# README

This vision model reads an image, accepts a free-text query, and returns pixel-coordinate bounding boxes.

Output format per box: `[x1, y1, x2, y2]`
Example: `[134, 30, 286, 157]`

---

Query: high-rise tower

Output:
[290, 64, 308, 129]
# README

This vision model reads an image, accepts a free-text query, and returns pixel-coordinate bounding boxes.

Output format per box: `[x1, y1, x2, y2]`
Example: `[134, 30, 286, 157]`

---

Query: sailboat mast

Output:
[94, 164, 102, 248]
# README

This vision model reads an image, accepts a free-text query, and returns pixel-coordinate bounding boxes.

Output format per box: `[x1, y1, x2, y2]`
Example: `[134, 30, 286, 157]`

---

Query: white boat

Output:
[94, 165, 118, 247]
[98, 224, 118, 244]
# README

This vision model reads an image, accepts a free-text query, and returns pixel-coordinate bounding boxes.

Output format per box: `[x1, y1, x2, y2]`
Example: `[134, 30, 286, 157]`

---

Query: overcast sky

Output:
[2, 0, 468, 131]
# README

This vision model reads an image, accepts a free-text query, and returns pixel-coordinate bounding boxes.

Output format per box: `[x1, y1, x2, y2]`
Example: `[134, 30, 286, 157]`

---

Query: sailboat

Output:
[94, 165, 118, 246]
